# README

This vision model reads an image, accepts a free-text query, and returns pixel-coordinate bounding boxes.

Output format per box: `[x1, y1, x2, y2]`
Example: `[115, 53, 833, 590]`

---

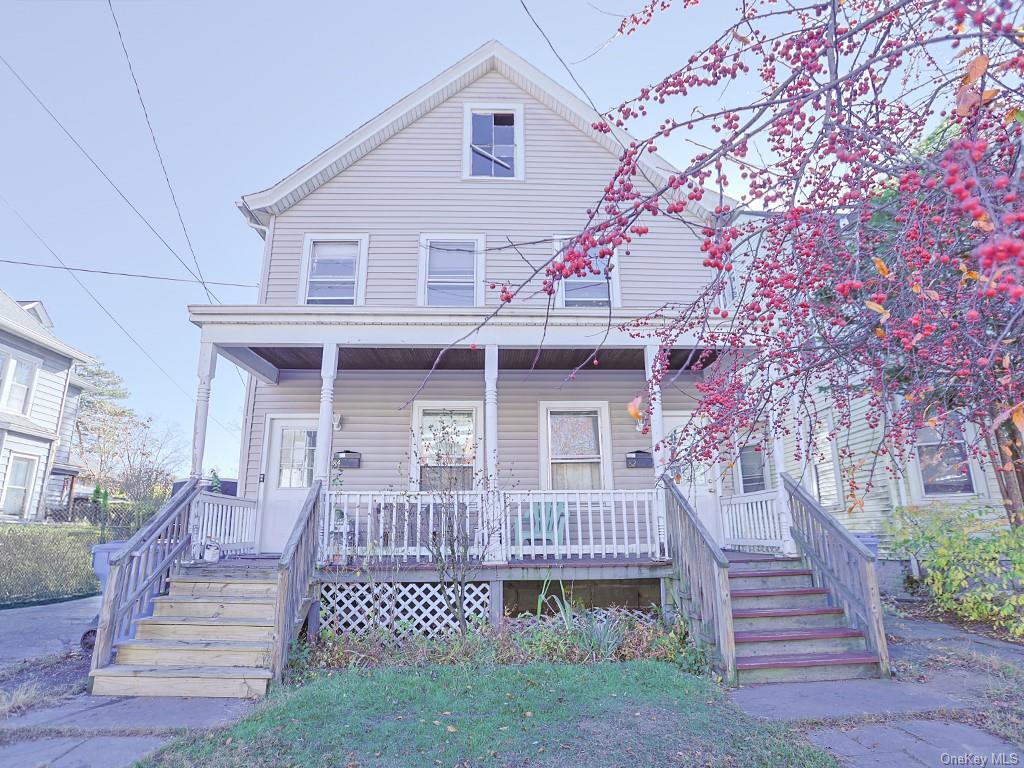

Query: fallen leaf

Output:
[447, 725, 458, 733]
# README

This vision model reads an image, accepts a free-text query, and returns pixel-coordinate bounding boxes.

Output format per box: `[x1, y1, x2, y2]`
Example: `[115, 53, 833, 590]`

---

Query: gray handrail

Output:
[782, 474, 876, 560]
[666, 483, 730, 567]
[279, 480, 321, 568]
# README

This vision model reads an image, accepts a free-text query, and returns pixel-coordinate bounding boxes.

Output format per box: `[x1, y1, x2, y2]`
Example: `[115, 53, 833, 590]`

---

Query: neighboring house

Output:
[0, 290, 93, 521]
[92, 41, 908, 695]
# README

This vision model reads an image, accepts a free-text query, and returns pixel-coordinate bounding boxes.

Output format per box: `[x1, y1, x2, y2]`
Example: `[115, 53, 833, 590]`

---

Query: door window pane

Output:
[2, 456, 35, 515]
[916, 427, 974, 495]
[738, 446, 766, 493]
[278, 429, 316, 489]
[418, 410, 476, 491]
[306, 241, 359, 305]
[426, 241, 476, 306]
[548, 410, 603, 490]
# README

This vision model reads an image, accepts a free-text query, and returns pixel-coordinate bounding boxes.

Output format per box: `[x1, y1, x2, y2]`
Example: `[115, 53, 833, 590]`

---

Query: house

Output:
[0, 289, 93, 521]
[91, 41, 902, 697]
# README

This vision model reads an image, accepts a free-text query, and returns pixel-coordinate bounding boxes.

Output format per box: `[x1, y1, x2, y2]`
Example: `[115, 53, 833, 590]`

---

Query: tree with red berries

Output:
[492, 1, 1024, 524]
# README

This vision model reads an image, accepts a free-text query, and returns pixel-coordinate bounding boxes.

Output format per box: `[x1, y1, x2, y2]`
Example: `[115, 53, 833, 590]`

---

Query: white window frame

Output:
[909, 423, 986, 501]
[462, 103, 525, 181]
[552, 235, 622, 309]
[735, 444, 768, 495]
[298, 234, 370, 306]
[0, 347, 41, 417]
[538, 401, 614, 490]
[410, 400, 484, 491]
[0, 452, 38, 518]
[417, 234, 486, 307]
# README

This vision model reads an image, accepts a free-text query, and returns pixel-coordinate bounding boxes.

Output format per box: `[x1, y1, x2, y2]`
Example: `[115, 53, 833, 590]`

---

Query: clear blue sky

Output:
[0, 0, 723, 478]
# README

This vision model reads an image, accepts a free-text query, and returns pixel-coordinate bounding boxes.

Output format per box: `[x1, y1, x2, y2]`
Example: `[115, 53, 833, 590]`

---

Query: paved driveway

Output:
[0, 596, 102, 669]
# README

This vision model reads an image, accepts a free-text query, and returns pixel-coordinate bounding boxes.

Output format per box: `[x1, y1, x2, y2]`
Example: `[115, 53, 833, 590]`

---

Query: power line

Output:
[0, 257, 256, 287]
[105, 0, 217, 304]
[0, 49, 207, 287]
[0, 191, 240, 437]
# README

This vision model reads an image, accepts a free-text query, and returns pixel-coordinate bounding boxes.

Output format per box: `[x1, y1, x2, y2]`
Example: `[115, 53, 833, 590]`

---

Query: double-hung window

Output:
[737, 445, 767, 493]
[464, 104, 524, 180]
[300, 236, 368, 305]
[415, 406, 479, 491]
[553, 238, 619, 309]
[1, 454, 37, 517]
[544, 406, 611, 490]
[915, 426, 975, 496]
[419, 236, 484, 306]
[0, 349, 39, 415]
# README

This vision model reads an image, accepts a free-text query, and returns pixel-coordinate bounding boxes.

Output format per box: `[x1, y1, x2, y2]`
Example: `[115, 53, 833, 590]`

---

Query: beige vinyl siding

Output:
[0, 432, 50, 518]
[265, 71, 705, 310]
[242, 369, 702, 498]
[0, 329, 71, 436]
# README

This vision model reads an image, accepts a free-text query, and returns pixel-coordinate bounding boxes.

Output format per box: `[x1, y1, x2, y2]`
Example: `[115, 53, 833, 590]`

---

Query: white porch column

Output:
[314, 344, 339, 483]
[190, 342, 217, 479]
[484, 345, 499, 487]
[771, 423, 799, 555]
[644, 346, 665, 478]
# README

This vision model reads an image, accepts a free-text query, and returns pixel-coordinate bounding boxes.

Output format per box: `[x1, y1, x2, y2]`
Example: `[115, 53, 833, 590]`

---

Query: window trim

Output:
[551, 235, 622, 309]
[538, 401, 614, 491]
[410, 400, 484, 491]
[0, 346, 41, 417]
[0, 452, 39, 519]
[910, 425, 982, 500]
[298, 233, 370, 306]
[417, 234, 486, 307]
[462, 103, 525, 181]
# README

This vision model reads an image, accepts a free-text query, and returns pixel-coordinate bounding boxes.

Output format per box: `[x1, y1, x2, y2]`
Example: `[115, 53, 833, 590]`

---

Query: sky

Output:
[0, 0, 727, 478]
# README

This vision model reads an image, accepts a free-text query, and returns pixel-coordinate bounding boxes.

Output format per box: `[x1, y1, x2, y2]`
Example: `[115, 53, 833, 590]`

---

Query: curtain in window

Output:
[549, 410, 603, 490]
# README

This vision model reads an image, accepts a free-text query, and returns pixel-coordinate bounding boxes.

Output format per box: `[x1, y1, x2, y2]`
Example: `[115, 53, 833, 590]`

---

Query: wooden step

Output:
[115, 638, 273, 667]
[736, 651, 881, 683]
[152, 595, 277, 620]
[733, 627, 866, 657]
[728, 570, 814, 590]
[726, 556, 805, 572]
[134, 615, 275, 642]
[90, 664, 271, 698]
[732, 606, 846, 630]
[169, 576, 278, 599]
[730, 586, 830, 609]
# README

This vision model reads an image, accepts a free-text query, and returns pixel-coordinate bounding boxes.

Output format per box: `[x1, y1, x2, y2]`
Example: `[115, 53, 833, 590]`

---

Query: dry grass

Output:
[0, 683, 51, 719]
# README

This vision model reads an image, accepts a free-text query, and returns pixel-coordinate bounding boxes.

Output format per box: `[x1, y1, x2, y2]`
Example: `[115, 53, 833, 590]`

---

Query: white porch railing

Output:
[719, 488, 784, 550]
[188, 491, 258, 558]
[320, 489, 665, 565]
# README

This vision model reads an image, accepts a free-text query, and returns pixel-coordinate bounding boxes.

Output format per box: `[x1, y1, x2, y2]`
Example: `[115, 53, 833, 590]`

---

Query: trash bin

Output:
[91, 541, 125, 591]
[853, 533, 880, 557]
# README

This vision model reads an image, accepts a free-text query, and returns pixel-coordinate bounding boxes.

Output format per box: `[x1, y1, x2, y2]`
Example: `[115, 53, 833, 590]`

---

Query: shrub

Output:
[887, 504, 1024, 637]
[0, 523, 101, 606]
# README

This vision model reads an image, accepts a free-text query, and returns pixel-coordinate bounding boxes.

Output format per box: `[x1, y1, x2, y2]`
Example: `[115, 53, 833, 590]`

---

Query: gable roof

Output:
[0, 288, 93, 363]
[238, 40, 697, 234]
[17, 300, 54, 330]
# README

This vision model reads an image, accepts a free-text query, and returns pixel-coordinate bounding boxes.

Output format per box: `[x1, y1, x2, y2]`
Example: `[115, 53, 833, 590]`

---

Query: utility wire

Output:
[0, 258, 255, 287]
[105, 0, 217, 304]
[0, 49, 207, 287]
[0, 191, 240, 437]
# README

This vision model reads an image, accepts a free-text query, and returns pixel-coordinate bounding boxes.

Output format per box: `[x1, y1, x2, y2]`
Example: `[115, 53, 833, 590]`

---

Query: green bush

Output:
[887, 504, 1024, 637]
[0, 523, 101, 606]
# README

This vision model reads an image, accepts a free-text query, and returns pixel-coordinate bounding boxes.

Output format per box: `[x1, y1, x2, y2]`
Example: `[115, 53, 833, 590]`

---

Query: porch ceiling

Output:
[243, 346, 715, 371]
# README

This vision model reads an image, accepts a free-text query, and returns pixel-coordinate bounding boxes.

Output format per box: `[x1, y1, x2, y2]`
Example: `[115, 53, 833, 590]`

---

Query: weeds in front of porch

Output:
[292, 606, 712, 680]
[0, 683, 50, 719]
[141, 662, 838, 768]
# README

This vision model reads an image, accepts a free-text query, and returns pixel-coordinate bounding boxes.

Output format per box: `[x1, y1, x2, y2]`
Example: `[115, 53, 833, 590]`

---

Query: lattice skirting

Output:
[319, 582, 490, 636]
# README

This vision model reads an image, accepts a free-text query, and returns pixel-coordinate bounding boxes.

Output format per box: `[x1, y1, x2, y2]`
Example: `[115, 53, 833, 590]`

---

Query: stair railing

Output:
[90, 478, 202, 672]
[663, 483, 737, 684]
[781, 473, 890, 675]
[271, 479, 322, 680]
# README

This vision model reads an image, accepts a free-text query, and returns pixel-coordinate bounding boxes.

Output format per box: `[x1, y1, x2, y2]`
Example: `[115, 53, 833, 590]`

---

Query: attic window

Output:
[464, 104, 524, 180]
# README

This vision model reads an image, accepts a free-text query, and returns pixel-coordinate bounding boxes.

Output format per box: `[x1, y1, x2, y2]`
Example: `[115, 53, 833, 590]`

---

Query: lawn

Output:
[141, 661, 836, 768]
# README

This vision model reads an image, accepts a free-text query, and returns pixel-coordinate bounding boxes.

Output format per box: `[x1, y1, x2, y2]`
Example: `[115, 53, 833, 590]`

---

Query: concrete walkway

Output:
[0, 695, 255, 768]
[0, 596, 102, 670]
[730, 612, 1023, 767]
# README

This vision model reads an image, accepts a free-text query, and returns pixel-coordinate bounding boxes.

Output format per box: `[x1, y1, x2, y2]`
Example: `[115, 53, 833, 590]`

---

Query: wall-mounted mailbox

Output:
[626, 450, 653, 469]
[334, 450, 362, 469]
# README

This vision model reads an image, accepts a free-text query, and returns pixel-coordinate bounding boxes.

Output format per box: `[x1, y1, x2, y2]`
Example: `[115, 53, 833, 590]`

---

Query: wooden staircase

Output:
[90, 562, 279, 698]
[727, 555, 882, 683]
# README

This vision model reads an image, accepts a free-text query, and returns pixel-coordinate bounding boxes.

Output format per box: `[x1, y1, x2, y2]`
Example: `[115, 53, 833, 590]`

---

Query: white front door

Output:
[663, 412, 722, 543]
[259, 417, 318, 553]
